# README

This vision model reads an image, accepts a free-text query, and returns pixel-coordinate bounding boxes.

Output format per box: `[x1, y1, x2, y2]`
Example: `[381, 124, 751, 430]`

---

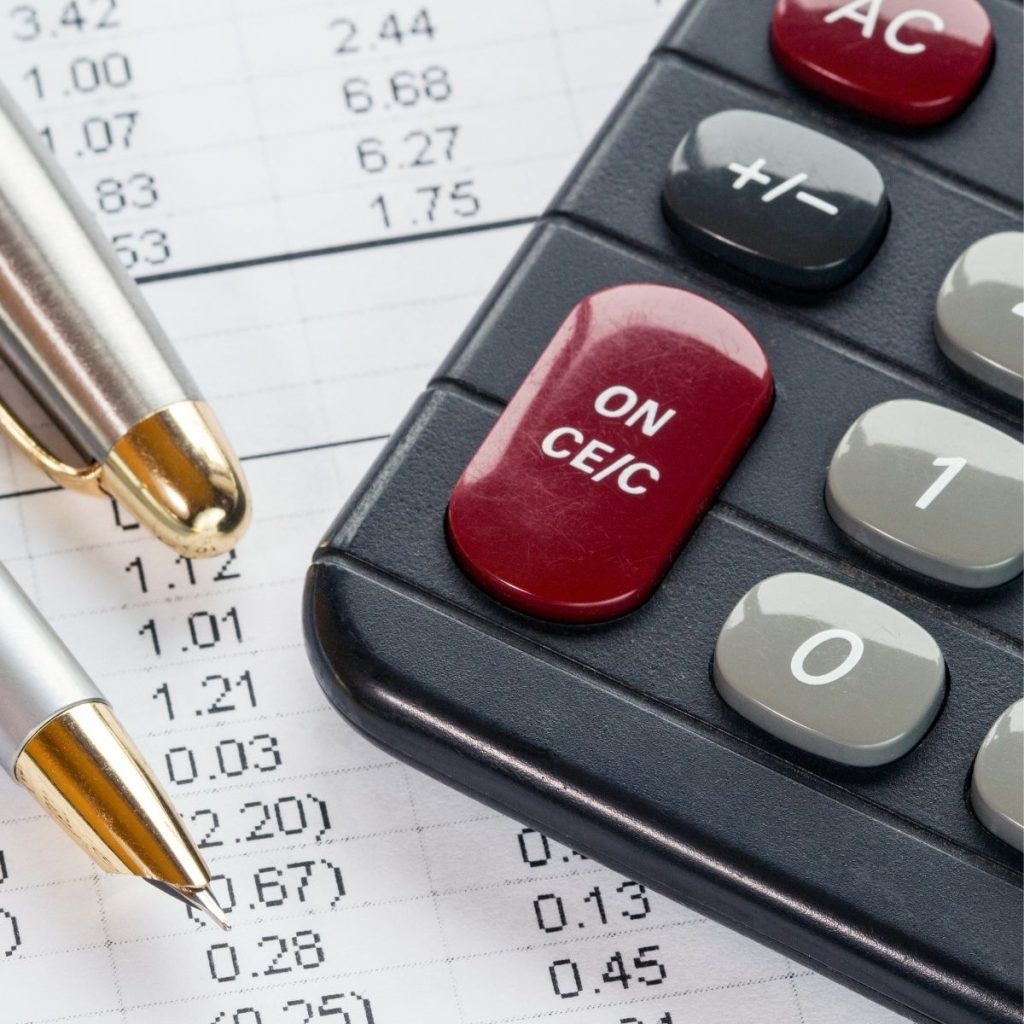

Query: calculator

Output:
[303, 2, 1024, 1022]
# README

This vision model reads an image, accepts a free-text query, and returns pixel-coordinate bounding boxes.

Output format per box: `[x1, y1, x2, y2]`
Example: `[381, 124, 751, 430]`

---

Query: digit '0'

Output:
[790, 628, 864, 686]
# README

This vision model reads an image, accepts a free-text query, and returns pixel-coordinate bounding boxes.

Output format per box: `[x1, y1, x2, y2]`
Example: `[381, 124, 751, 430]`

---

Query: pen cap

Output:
[0, 82, 250, 557]
[0, 562, 103, 774]
[102, 399, 251, 558]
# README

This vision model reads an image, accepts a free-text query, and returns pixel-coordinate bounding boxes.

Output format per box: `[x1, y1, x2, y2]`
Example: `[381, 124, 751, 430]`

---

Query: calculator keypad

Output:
[826, 400, 1024, 589]
[661, 109, 888, 289]
[771, 0, 994, 126]
[971, 700, 1024, 852]
[935, 232, 1024, 400]
[446, 284, 772, 623]
[310, 1, 1024, 1014]
[713, 572, 946, 766]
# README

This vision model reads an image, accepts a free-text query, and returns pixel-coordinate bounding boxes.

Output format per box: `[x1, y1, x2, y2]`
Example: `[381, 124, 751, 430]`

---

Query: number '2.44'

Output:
[330, 6, 435, 56]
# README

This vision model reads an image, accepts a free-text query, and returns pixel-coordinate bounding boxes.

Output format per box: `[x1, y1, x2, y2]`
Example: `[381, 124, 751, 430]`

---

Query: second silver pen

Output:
[0, 561, 228, 927]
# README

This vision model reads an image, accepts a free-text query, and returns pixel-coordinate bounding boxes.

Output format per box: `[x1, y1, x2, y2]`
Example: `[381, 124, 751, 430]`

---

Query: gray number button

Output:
[935, 232, 1023, 400]
[713, 573, 945, 767]
[970, 700, 1023, 852]
[826, 399, 1023, 588]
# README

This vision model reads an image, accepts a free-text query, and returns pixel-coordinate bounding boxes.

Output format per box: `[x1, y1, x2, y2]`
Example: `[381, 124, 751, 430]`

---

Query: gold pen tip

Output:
[147, 879, 231, 930]
[14, 703, 231, 931]
[103, 400, 251, 558]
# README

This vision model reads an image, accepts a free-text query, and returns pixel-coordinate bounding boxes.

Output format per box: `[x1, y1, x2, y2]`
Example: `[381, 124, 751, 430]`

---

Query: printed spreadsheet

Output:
[0, 2, 903, 1022]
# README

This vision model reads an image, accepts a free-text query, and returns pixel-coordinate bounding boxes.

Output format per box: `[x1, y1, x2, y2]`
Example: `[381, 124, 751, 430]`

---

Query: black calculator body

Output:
[304, 2, 1024, 1021]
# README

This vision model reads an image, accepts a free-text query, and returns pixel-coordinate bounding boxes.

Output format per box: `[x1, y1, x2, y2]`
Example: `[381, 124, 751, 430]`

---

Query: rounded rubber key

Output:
[826, 399, 1023, 588]
[446, 284, 772, 623]
[935, 232, 1024, 400]
[771, 0, 994, 126]
[714, 573, 946, 767]
[662, 110, 888, 290]
[971, 700, 1024, 852]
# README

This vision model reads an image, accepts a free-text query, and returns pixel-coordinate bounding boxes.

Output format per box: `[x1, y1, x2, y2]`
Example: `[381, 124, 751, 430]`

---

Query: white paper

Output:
[0, 2, 902, 1021]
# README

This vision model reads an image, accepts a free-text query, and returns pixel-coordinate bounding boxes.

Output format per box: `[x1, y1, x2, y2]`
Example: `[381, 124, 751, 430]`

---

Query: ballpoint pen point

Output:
[147, 879, 231, 931]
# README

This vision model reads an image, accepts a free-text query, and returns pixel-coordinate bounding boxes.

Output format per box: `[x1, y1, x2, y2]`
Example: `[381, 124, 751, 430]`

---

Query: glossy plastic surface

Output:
[971, 700, 1024, 851]
[661, 109, 889, 289]
[826, 399, 1024, 588]
[446, 284, 773, 622]
[713, 572, 946, 766]
[771, 0, 994, 126]
[935, 232, 1024, 399]
[304, 2, 1024, 1020]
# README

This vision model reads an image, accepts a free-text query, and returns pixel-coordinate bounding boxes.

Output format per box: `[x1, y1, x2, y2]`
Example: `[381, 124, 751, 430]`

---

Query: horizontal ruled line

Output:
[0, 432, 390, 503]
[134, 216, 538, 285]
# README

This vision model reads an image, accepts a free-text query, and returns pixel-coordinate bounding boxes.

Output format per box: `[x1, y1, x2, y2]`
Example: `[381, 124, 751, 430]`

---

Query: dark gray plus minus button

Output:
[662, 110, 889, 290]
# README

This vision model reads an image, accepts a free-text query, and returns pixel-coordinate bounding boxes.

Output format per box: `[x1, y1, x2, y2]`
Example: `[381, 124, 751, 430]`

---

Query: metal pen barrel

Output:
[0, 80, 196, 459]
[0, 561, 103, 775]
[0, 559, 227, 927]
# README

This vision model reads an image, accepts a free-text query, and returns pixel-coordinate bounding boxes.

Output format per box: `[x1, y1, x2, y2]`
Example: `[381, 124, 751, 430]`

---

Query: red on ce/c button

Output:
[771, 0, 994, 126]
[446, 284, 773, 623]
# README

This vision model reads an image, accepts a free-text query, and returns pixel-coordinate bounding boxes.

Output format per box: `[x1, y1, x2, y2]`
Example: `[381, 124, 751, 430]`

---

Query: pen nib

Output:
[146, 879, 231, 931]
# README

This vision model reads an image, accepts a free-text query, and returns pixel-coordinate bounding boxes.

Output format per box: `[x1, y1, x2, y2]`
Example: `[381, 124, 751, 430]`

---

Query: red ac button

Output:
[446, 285, 773, 623]
[771, 0, 994, 126]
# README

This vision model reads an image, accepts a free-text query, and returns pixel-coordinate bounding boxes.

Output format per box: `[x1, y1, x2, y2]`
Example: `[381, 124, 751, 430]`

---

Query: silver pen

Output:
[0, 560, 228, 927]
[0, 79, 249, 557]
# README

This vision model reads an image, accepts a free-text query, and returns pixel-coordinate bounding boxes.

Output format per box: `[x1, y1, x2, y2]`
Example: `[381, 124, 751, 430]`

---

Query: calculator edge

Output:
[303, 554, 1023, 1024]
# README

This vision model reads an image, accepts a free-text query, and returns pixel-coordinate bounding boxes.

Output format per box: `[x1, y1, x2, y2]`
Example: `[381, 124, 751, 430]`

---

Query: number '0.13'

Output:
[533, 881, 652, 933]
